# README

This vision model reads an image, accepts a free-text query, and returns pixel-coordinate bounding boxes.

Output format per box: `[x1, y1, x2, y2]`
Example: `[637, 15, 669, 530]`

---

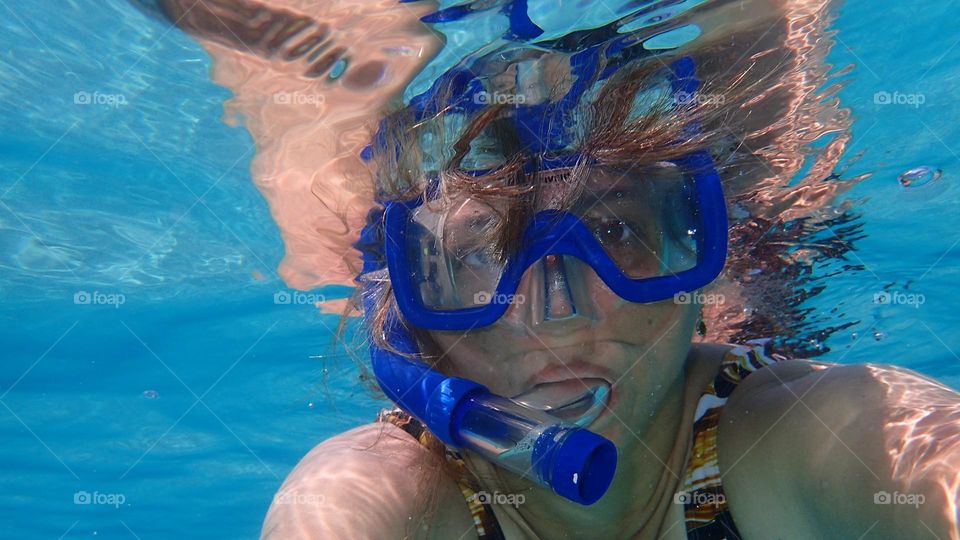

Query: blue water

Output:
[2, 0, 959, 538]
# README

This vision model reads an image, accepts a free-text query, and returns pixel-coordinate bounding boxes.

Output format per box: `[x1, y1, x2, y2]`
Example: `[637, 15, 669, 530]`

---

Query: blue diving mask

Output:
[353, 53, 727, 505]
[385, 150, 725, 330]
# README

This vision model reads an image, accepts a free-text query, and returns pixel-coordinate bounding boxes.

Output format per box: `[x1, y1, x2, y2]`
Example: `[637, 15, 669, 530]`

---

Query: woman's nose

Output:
[542, 254, 578, 321]
[501, 254, 598, 329]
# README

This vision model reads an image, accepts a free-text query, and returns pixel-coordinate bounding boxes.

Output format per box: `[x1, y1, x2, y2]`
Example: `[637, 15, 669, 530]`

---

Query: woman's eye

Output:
[594, 219, 634, 245]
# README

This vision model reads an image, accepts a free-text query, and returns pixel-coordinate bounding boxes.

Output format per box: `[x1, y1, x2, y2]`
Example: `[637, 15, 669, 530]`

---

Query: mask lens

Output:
[574, 164, 699, 279]
[406, 198, 506, 310]
[402, 163, 703, 312]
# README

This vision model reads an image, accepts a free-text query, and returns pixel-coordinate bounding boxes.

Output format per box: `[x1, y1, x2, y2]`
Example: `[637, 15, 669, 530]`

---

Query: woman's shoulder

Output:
[720, 356, 955, 451]
[716, 345, 860, 456]
[714, 355, 956, 537]
[261, 421, 475, 540]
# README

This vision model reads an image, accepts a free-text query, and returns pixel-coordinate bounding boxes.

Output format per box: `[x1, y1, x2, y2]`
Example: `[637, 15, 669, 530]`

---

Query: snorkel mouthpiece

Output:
[362, 288, 617, 505]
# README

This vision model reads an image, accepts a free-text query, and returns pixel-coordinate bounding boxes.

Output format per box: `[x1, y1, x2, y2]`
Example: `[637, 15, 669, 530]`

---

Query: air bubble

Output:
[898, 166, 941, 188]
[142, 390, 159, 399]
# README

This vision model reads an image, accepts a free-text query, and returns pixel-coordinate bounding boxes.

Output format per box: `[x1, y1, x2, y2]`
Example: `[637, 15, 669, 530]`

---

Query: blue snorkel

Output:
[359, 287, 618, 504]
[353, 49, 722, 505]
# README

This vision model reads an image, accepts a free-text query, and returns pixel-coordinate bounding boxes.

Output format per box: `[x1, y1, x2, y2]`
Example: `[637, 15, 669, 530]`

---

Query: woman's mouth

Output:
[520, 359, 616, 389]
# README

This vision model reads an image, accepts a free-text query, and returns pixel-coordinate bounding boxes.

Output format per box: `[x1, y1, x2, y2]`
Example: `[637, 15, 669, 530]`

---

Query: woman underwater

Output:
[285, 64, 960, 540]
[142, 0, 960, 538]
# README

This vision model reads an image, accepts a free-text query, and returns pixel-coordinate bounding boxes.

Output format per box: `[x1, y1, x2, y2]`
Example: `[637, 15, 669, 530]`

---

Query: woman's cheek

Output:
[605, 294, 692, 342]
[426, 331, 505, 385]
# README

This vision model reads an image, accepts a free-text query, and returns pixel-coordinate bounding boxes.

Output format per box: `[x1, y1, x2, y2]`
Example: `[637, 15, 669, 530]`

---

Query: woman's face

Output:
[418, 168, 700, 445]
[423, 268, 698, 444]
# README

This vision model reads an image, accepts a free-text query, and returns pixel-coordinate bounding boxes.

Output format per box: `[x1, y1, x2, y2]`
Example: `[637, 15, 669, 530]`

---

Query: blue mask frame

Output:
[384, 148, 727, 331]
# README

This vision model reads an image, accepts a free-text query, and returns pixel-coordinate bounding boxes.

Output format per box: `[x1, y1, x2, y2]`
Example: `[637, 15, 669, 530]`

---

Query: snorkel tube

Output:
[355, 48, 709, 505]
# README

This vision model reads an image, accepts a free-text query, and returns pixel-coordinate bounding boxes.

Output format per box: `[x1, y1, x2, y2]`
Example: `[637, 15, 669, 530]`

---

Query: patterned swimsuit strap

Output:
[682, 339, 785, 539]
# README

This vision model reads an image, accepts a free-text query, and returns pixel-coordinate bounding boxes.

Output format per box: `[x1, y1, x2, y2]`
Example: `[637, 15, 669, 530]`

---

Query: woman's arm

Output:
[261, 422, 474, 539]
[720, 361, 960, 539]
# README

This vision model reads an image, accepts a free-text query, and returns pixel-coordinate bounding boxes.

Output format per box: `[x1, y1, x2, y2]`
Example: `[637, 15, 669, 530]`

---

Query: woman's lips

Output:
[521, 359, 616, 391]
